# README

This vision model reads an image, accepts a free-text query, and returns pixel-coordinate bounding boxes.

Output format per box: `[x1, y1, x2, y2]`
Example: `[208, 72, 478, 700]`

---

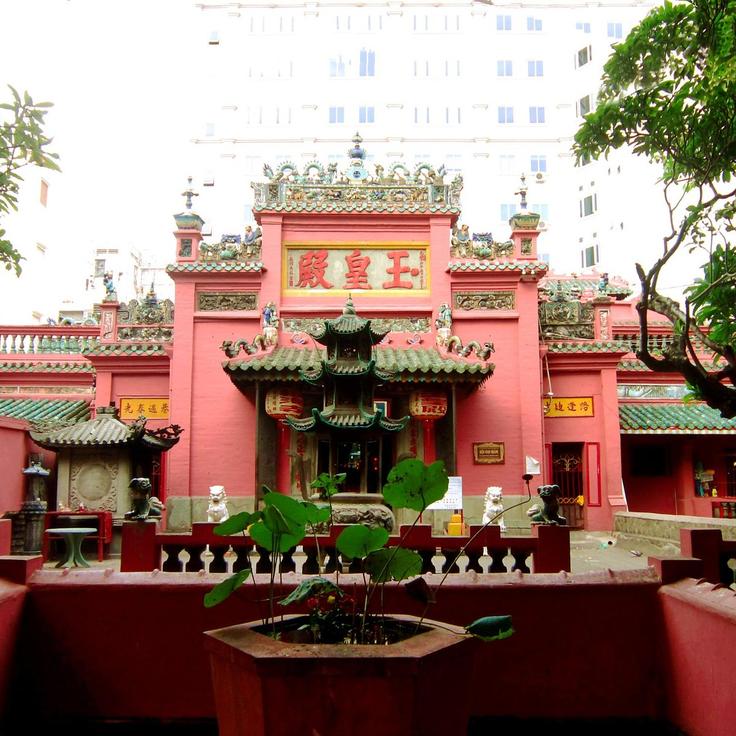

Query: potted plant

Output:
[203, 458, 515, 736]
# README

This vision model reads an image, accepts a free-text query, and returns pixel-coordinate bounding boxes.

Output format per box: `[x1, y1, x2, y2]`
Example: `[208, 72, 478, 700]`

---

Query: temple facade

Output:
[1, 137, 735, 534]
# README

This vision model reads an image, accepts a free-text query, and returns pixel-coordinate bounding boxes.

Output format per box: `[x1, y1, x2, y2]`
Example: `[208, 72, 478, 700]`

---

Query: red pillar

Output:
[422, 419, 436, 463]
[276, 422, 291, 494]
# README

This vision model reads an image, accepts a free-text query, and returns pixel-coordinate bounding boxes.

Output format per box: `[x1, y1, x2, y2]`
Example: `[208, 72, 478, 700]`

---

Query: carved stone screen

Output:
[197, 292, 258, 311]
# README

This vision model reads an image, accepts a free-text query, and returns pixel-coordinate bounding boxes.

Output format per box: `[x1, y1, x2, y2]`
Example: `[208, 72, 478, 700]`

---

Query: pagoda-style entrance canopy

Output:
[222, 300, 492, 495]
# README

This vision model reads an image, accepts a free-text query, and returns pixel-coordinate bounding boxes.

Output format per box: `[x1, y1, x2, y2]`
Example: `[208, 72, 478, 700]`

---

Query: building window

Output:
[499, 154, 516, 174]
[580, 194, 597, 217]
[329, 106, 345, 124]
[329, 56, 345, 77]
[530, 154, 547, 173]
[577, 95, 592, 117]
[39, 179, 48, 207]
[581, 245, 599, 268]
[500, 203, 518, 220]
[527, 60, 544, 77]
[527, 16, 542, 31]
[496, 15, 512, 31]
[577, 46, 592, 67]
[607, 22, 623, 39]
[359, 49, 376, 76]
[413, 14, 429, 31]
[445, 107, 461, 124]
[529, 106, 545, 123]
[359, 106, 375, 124]
[208, 30, 220, 45]
[498, 106, 514, 123]
[580, 151, 591, 166]
[497, 60, 513, 77]
[530, 203, 549, 220]
[94, 259, 106, 278]
[336, 15, 351, 31]
[414, 106, 430, 124]
[576, 21, 591, 33]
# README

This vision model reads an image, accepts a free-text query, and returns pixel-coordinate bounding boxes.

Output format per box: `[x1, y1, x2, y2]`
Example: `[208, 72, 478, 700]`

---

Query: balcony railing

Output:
[121, 521, 571, 575]
[0, 326, 100, 355]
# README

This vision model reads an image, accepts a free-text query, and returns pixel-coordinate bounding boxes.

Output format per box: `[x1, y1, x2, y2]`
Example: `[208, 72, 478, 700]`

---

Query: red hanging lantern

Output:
[265, 387, 304, 421]
[409, 391, 448, 420]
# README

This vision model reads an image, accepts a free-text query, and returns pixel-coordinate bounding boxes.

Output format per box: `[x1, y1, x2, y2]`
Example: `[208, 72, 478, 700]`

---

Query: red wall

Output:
[658, 579, 736, 736]
[11, 570, 661, 724]
[0, 581, 26, 719]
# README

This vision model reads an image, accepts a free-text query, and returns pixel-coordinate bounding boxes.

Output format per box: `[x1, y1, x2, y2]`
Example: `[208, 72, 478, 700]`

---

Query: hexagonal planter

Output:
[204, 614, 478, 736]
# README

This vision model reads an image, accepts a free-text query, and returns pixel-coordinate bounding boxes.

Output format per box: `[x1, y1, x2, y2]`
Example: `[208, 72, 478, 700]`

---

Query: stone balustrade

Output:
[121, 521, 570, 575]
[0, 326, 100, 355]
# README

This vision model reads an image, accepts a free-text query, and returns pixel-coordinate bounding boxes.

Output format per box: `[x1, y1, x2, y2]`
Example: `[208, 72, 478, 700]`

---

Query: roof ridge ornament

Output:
[181, 176, 199, 211]
[515, 173, 528, 212]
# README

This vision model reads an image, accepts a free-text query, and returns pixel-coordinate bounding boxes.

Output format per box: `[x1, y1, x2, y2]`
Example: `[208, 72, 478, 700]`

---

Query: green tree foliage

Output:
[0, 86, 60, 276]
[574, 0, 736, 417]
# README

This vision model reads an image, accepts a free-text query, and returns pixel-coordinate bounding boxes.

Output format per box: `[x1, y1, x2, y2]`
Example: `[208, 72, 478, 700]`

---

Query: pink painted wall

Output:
[543, 367, 623, 530]
[658, 579, 736, 736]
[11, 570, 662, 724]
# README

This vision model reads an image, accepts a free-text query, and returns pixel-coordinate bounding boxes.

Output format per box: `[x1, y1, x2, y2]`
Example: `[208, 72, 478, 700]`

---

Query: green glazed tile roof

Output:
[166, 262, 264, 273]
[0, 361, 95, 373]
[225, 346, 492, 384]
[547, 341, 629, 354]
[0, 398, 91, 424]
[619, 402, 736, 434]
[254, 202, 460, 214]
[30, 411, 143, 447]
[82, 344, 168, 357]
[449, 260, 548, 274]
[618, 359, 725, 372]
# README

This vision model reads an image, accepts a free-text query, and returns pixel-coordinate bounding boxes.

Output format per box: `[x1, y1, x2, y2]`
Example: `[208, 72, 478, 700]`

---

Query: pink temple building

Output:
[2, 136, 736, 540]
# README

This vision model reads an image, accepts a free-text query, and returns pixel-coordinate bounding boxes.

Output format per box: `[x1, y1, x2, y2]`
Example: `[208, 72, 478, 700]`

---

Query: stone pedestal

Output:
[329, 493, 395, 531]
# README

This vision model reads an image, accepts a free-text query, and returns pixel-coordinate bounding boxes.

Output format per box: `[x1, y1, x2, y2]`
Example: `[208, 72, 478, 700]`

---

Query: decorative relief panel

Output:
[283, 316, 431, 333]
[70, 452, 119, 512]
[453, 291, 515, 311]
[539, 301, 595, 340]
[197, 292, 258, 312]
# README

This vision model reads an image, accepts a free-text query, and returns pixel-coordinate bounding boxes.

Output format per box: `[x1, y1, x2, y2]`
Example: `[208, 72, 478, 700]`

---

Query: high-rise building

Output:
[187, 0, 678, 292]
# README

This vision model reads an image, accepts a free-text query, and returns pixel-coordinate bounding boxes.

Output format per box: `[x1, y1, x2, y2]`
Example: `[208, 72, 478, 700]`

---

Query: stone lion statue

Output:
[207, 485, 230, 523]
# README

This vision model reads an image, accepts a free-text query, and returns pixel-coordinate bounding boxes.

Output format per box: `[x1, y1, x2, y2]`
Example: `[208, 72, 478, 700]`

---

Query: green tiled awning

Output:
[225, 346, 493, 385]
[0, 398, 90, 424]
[619, 402, 736, 434]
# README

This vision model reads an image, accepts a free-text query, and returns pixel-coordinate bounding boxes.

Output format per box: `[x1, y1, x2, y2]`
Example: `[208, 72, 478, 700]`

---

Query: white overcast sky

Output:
[1, 0, 198, 272]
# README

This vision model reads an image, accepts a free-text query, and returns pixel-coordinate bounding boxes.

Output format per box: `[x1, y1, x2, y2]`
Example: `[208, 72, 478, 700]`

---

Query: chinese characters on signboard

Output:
[473, 442, 505, 465]
[543, 397, 594, 417]
[284, 245, 428, 294]
[119, 397, 170, 420]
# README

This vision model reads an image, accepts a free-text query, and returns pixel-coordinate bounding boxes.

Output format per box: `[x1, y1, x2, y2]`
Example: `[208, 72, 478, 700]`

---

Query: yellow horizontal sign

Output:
[120, 397, 170, 420]
[543, 397, 594, 417]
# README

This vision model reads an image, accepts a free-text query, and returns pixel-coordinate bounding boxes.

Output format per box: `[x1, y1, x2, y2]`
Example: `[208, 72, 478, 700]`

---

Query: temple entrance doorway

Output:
[317, 435, 392, 493]
[550, 442, 585, 529]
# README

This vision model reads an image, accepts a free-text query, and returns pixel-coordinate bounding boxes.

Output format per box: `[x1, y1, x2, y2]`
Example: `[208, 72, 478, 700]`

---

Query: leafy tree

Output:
[574, 0, 736, 417]
[0, 85, 60, 276]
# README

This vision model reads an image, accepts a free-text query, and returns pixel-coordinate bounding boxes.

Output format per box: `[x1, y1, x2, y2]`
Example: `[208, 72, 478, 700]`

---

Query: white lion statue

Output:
[207, 485, 230, 523]
[482, 486, 505, 531]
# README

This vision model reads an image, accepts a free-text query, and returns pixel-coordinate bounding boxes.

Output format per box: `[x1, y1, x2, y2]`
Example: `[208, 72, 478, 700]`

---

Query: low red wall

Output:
[12, 569, 661, 724]
[0, 580, 27, 720]
[658, 579, 736, 736]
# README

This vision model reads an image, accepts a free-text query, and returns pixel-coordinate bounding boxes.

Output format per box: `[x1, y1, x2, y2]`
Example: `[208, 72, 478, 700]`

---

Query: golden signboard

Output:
[473, 442, 505, 464]
[119, 397, 170, 420]
[283, 242, 430, 296]
[543, 397, 594, 418]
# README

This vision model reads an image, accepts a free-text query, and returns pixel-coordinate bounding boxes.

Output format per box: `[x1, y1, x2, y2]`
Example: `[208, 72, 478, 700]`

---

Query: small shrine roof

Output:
[29, 408, 182, 450]
[166, 262, 264, 274]
[619, 402, 736, 434]
[0, 398, 91, 424]
[540, 272, 633, 300]
[224, 346, 492, 385]
[309, 297, 388, 345]
[288, 410, 407, 433]
[449, 260, 548, 275]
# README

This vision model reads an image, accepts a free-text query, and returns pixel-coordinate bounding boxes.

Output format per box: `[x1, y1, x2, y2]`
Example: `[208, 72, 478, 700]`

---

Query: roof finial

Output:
[343, 295, 356, 315]
[515, 173, 528, 212]
[348, 132, 365, 161]
[181, 176, 199, 211]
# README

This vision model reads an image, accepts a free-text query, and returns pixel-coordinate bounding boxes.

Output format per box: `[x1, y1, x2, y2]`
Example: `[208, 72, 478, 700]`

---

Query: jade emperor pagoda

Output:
[2, 135, 736, 545]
